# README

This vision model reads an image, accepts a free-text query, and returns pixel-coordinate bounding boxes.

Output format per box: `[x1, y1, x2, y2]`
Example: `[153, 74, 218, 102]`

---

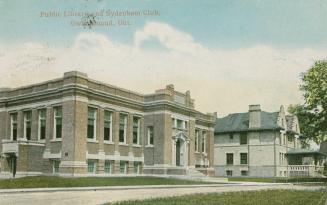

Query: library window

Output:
[177, 119, 183, 129]
[202, 131, 206, 153]
[87, 108, 97, 140]
[38, 109, 46, 140]
[10, 113, 17, 141]
[24, 111, 32, 140]
[104, 161, 112, 174]
[54, 107, 62, 139]
[195, 130, 199, 151]
[119, 114, 127, 143]
[53, 160, 60, 173]
[104, 111, 112, 141]
[134, 161, 141, 174]
[120, 161, 127, 174]
[87, 160, 96, 173]
[147, 126, 154, 145]
[133, 117, 140, 145]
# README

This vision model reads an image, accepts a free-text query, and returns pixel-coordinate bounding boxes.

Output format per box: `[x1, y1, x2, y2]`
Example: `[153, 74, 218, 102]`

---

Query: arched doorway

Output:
[176, 139, 185, 166]
[172, 132, 189, 167]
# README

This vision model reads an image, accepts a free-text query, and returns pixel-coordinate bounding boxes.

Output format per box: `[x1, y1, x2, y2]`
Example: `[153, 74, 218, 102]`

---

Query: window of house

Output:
[147, 126, 154, 145]
[38, 109, 46, 140]
[226, 153, 234, 165]
[119, 114, 127, 143]
[10, 113, 17, 141]
[240, 133, 247, 145]
[134, 161, 141, 174]
[184, 121, 188, 129]
[241, 170, 248, 176]
[229, 133, 234, 140]
[226, 170, 233, 176]
[195, 130, 199, 152]
[104, 111, 112, 141]
[24, 111, 32, 140]
[87, 107, 97, 140]
[133, 117, 140, 145]
[240, 153, 248, 165]
[53, 160, 60, 173]
[202, 131, 206, 153]
[104, 161, 112, 174]
[87, 160, 96, 173]
[54, 107, 62, 139]
[120, 161, 127, 174]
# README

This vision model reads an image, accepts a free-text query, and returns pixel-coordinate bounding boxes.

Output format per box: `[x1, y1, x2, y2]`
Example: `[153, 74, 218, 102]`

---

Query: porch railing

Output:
[287, 165, 324, 177]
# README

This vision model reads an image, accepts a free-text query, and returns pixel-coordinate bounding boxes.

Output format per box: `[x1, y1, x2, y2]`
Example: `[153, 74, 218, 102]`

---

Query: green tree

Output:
[289, 60, 327, 145]
[288, 104, 318, 147]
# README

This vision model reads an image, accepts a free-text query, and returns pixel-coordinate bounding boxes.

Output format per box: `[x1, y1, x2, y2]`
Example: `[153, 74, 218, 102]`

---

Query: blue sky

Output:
[1, 0, 327, 49]
[0, 0, 326, 117]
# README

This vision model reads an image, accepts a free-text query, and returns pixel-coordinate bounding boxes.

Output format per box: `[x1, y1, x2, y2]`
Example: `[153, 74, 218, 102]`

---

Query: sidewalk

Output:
[0, 182, 292, 194]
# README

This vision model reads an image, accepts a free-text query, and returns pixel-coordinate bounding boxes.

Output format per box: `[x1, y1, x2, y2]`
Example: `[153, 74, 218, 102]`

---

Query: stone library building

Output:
[0, 71, 215, 177]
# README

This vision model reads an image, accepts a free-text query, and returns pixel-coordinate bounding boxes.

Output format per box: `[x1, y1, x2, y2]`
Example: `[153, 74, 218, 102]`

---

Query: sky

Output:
[0, 0, 327, 117]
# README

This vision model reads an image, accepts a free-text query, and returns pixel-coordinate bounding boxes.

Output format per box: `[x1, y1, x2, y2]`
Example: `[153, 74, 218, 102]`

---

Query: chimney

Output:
[166, 84, 174, 91]
[249, 104, 261, 128]
[64, 71, 88, 78]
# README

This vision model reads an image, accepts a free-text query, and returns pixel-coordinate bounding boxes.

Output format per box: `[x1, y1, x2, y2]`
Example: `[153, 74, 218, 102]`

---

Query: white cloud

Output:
[0, 21, 326, 116]
[134, 22, 205, 55]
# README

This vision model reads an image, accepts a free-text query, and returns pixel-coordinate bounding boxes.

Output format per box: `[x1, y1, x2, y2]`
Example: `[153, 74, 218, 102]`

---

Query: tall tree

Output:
[289, 60, 327, 145]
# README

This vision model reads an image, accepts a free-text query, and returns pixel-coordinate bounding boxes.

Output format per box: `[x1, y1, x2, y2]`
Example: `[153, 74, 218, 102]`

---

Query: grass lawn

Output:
[107, 190, 326, 205]
[228, 177, 327, 183]
[0, 176, 212, 189]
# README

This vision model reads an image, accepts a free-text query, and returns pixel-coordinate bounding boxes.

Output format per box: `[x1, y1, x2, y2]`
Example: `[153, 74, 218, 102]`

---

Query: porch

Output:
[286, 149, 326, 177]
[287, 165, 324, 177]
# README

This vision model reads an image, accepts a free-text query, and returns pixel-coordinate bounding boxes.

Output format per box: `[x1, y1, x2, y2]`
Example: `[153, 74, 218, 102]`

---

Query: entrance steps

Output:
[187, 168, 206, 178]
[185, 168, 227, 182]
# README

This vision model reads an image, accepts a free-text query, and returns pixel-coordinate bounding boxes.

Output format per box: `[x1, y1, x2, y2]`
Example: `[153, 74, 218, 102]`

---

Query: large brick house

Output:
[214, 105, 325, 178]
[0, 71, 215, 177]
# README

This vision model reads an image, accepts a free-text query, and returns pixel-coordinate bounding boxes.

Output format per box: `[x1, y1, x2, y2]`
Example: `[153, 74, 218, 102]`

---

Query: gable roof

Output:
[214, 111, 281, 133]
[285, 115, 294, 131]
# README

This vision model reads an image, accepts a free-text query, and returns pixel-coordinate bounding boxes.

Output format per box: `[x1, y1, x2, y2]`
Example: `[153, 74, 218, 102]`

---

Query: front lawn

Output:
[107, 190, 326, 205]
[0, 176, 212, 189]
[228, 177, 327, 183]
